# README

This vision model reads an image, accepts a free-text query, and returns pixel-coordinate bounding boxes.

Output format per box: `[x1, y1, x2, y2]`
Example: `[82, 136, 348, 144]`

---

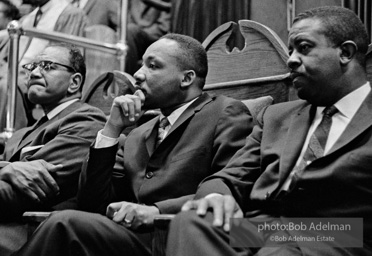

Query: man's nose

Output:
[29, 65, 43, 78]
[286, 51, 301, 70]
[133, 69, 145, 86]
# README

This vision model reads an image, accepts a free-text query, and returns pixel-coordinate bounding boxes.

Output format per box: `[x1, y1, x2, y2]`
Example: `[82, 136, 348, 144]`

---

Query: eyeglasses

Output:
[22, 60, 76, 75]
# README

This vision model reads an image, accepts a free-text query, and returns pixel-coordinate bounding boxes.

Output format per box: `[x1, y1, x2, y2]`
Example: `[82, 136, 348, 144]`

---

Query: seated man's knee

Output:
[43, 210, 82, 229]
[171, 210, 214, 232]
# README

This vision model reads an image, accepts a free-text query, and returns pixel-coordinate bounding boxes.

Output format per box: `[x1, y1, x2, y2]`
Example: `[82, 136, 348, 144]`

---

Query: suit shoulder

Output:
[264, 99, 308, 117]
[209, 94, 248, 109]
[64, 102, 106, 122]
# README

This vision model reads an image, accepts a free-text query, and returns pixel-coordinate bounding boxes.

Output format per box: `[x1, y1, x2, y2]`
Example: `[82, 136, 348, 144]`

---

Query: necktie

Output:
[156, 116, 170, 148]
[302, 105, 338, 163]
[33, 8, 43, 27]
[281, 105, 338, 194]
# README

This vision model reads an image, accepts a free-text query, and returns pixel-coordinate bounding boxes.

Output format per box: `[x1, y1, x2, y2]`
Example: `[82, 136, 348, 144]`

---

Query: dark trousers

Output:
[166, 211, 372, 256]
[15, 210, 152, 256]
[166, 211, 252, 256]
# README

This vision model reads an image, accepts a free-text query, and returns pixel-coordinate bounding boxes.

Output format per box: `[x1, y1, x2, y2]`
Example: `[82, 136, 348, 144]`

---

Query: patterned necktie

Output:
[156, 116, 170, 148]
[33, 8, 43, 27]
[280, 105, 338, 194]
[302, 105, 338, 164]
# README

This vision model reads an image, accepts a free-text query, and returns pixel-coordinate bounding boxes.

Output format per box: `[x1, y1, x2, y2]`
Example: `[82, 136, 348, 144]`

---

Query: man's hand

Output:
[106, 201, 160, 230]
[0, 160, 62, 203]
[103, 90, 146, 138]
[181, 193, 243, 232]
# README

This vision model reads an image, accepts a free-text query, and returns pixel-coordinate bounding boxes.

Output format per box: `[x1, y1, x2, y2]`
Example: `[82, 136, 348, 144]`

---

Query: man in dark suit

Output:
[0, 43, 106, 219]
[14, 33, 253, 256]
[166, 6, 372, 256]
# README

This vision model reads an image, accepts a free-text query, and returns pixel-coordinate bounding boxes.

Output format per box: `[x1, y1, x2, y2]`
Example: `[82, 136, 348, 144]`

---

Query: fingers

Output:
[181, 199, 202, 212]
[24, 172, 58, 202]
[39, 161, 61, 196]
[12, 176, 41, 203]
[9, 160, 61, 202]
[116, 93, 145, 122]
[107, 202, 134, 226]
[134, 89, 145, 106]
[181, 194, 240, 232]
[47, 163, 63, 173]
[106, 202, 122, 219]
[106, 202, 157, 230]
[222, 195, 238, 232]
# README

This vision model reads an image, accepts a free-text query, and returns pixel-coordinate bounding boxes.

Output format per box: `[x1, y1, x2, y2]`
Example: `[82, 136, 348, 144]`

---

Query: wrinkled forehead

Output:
[35, 46, 70, 64]
[288, 18, 325, 44]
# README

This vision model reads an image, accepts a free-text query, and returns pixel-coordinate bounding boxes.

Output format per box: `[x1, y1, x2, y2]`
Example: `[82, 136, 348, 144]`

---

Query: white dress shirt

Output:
[295, 82, 371, 165]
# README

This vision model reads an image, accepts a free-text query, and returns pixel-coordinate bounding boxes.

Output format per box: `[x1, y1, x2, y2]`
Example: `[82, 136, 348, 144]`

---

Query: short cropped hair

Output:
[161, 33, 208, 88]
[48, 43, 86, 91]
[293, 6, 369, 66]
[0, 0, 20, 20]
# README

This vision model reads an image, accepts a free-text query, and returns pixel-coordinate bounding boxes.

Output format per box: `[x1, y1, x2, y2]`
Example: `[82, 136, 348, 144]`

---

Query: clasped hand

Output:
[103, 90, 146, 138]
[106, 201, 160, 230]
[181, 193, 243, 232]
[0, 159, 62, 203]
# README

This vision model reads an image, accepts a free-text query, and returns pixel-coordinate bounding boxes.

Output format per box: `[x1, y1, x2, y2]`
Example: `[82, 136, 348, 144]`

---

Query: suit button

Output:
[145, 172, 154, 179]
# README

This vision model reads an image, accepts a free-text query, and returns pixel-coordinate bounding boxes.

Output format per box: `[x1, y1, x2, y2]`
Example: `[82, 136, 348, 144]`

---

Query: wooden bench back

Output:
[202, 20, 297, 103]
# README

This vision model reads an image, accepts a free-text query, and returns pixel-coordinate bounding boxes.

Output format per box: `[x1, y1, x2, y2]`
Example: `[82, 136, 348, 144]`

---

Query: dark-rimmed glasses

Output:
[22, 60, 76, 75]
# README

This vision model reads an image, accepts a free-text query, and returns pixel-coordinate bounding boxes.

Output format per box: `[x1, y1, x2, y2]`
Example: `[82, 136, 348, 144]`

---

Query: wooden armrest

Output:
[22, 211, 53, 239]
[153, 214, 175, 256]
[23, 211, 52, 222]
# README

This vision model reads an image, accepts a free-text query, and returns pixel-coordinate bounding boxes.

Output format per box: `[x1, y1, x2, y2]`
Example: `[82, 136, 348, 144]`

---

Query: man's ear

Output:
[68, 73, 83, 94]
[339, 40, 358, 65]
[180, 70, 196, 88]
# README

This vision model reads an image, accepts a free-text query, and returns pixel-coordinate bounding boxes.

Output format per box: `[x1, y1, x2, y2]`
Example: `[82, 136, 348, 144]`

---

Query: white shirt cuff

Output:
[94, 129, 119, 148]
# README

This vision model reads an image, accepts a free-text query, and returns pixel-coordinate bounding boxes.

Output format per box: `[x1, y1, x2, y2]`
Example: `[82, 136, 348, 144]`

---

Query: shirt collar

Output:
[160, 97, 199, 126]
[46, 98, 79, 120]
[316, 82, 371, 119]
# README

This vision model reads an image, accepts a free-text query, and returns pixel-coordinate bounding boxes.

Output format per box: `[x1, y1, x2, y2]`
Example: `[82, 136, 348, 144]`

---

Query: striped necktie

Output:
[156, 116, 170, 148]
[280, 105, 338, 194]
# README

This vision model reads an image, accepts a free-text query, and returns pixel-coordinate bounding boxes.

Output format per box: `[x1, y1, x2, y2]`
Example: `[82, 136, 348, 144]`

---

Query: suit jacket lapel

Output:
[16, 118, 51, 150]
[278, 103, 314, 183]
[147, 93, 212, 154]
[328, 91, 372, 155]
[165, 93, 213, 139]
[12, 101, 84, 159]
[143, 116, 158, 156]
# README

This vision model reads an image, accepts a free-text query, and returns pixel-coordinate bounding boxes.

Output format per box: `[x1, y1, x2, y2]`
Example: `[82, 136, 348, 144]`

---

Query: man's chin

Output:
[27, 92, 43, 104]
[295, 88, 309, 101]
